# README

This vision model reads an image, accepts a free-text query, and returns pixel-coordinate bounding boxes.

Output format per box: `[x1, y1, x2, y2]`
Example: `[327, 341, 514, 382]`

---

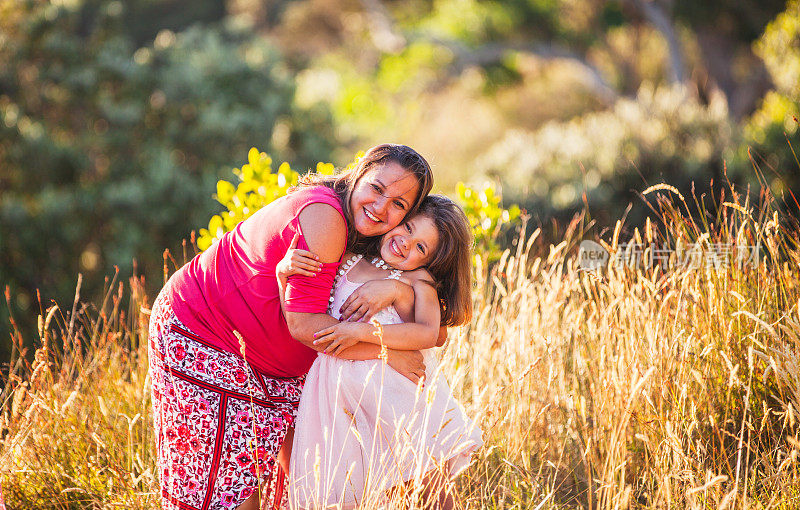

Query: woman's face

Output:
[349, 161, 421, 237]
[378, 215, 439, 271]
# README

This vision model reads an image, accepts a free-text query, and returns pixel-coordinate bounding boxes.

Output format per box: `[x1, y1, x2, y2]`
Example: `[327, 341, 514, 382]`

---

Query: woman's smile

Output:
[363, 207, 384, 224]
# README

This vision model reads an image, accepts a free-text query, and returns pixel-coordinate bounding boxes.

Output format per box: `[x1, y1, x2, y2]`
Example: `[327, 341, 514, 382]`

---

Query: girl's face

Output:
[349, 162, 420, 237]
[378, 215, 439, 270]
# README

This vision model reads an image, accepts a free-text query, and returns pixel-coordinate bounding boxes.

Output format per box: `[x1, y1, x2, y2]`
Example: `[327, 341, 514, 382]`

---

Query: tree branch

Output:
[358, 0, 618, 104]
[426, 36, 619, 105]
[628, 0, 686, 84]
[357, 0, 406, 53]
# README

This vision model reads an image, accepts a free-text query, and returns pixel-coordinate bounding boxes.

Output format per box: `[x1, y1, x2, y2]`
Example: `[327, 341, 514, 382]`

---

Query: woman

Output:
[147, 144, 434, 510]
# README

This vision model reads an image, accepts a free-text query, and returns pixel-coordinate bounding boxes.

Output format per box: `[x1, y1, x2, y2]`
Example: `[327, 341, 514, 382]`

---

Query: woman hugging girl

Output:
[276, 195, 483, 509]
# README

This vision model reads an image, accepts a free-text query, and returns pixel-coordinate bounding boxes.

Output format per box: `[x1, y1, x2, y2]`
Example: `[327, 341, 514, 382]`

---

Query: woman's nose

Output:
[373, 194, 389, 214]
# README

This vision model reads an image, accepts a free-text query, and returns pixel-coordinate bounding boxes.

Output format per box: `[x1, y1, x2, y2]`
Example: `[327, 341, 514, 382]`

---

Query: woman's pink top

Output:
[166, 186, 346, 378]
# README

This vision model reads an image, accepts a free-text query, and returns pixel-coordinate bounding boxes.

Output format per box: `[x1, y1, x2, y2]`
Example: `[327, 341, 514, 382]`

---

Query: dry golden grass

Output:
[1, 188, 799, 509]
[0, 273, 157, 508]
[445, 191, 800, 509]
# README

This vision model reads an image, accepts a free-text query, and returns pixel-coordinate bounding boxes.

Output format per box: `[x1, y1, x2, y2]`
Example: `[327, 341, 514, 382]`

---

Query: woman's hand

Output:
[312, 321, 373, 356]
[276, 233, 322, 285]
[386, 349, 426, 384]
[339, 279, 413, 322]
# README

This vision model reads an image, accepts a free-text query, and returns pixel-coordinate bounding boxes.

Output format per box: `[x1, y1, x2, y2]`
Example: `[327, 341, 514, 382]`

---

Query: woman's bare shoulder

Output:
[298, 203, 346, 263]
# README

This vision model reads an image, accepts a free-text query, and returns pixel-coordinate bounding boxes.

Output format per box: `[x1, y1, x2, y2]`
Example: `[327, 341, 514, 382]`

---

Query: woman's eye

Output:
[393, 200, 406, 210]
[371, 184, 382, 193]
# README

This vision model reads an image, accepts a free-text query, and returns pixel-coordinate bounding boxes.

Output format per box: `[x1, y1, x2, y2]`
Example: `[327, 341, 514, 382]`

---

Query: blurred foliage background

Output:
[2, 0, 800, 361]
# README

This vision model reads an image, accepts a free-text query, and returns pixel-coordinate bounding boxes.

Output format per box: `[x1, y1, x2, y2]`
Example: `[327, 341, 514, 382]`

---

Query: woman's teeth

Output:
[364, 209, 380, 222]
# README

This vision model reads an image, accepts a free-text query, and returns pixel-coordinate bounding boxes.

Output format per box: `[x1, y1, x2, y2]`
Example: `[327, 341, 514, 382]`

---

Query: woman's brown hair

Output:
[298, 144, 434, 252]
[417, 195, 473, 327]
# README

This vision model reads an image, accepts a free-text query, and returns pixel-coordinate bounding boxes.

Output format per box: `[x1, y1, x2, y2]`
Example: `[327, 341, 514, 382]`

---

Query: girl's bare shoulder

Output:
[399, 267, 435, 285]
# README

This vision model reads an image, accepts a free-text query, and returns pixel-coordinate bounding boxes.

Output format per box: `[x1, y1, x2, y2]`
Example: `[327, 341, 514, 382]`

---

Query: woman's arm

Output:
[282, 203, 347, 346]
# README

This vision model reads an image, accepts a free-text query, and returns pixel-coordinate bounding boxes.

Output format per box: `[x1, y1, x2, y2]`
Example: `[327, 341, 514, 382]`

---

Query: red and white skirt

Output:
[148, 291, 305, 510]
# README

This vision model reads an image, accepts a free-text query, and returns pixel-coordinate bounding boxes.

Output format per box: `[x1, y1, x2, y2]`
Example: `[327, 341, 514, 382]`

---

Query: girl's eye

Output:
[371, 184, 382, 193]
[404, 223, 412, 233]
[417, 243, 425, 254]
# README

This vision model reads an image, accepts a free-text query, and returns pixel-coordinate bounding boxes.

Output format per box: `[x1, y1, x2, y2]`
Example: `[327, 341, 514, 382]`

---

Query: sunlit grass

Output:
[2, 183, 799, 509]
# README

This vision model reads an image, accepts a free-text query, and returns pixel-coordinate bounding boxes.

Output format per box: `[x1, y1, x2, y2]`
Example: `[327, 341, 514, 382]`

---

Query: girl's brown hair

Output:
[298, 144, 434, 251]
[417, 195, 473, 327]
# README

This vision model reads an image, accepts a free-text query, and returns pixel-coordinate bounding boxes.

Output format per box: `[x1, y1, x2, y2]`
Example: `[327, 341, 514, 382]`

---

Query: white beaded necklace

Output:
[371, 257, 389, 270]
[328, 255, 402, 307]
[371, 256, 403, 280]
[329, 254, 363, 305]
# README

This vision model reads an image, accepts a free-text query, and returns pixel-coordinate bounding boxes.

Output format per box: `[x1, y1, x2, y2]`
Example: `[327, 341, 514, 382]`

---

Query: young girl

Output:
[277, 195, 482, 509]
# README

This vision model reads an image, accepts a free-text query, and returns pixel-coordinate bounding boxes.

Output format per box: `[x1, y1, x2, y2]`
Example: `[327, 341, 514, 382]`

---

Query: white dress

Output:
[288, 256, 483, 509]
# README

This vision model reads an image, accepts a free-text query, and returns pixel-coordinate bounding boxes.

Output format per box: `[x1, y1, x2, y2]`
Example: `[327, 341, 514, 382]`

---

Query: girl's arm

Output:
[277, 234, 447, 353]
[436, 325, 448, 347]
[339, 274, 449, 347]
[277, 241, 416, 324]
[313, 270, 441, 354]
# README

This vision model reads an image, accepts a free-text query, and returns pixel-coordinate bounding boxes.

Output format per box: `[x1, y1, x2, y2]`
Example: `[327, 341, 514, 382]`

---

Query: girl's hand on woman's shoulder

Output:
[276, 233, 322, 284]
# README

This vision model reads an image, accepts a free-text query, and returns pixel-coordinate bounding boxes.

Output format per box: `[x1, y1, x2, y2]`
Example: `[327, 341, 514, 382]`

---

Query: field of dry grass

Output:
[1, 187, 799, 509]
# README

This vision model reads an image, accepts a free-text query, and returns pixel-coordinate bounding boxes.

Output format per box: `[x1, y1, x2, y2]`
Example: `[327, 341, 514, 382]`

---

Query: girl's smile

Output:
[379, 215, 439, 270]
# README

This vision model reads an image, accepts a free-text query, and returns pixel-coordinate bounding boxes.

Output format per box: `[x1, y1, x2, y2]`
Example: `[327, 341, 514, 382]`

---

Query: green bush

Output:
[477, 84, 737, 224]
[742, 0, 800, 200]
[0, 1, 336, 355]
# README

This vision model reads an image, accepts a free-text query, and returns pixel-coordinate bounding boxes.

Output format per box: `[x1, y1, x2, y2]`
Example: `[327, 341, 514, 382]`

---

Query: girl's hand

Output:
[312, 321, 372, 356]
[386, 349, 426, 384]
[276, 233, 322, 284]
[339, 279, 413, 323]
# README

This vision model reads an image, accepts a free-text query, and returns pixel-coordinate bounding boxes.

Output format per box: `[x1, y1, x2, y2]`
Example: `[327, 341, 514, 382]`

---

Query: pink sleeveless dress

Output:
[288, 256, 483, 509]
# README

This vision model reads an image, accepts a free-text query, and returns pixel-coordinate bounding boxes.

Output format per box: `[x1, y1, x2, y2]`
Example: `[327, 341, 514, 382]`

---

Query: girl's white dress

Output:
[288, 256, 483, 509]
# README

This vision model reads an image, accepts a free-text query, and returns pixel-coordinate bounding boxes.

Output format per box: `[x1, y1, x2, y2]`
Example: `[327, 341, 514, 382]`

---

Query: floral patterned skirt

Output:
[148, 290, 305, 510]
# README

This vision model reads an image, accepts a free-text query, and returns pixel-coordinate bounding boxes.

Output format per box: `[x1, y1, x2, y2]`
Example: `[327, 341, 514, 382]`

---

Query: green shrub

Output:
[476, 84, 737, 225]
[742, 0, 800, 200]
[0, 1, 336, 355]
